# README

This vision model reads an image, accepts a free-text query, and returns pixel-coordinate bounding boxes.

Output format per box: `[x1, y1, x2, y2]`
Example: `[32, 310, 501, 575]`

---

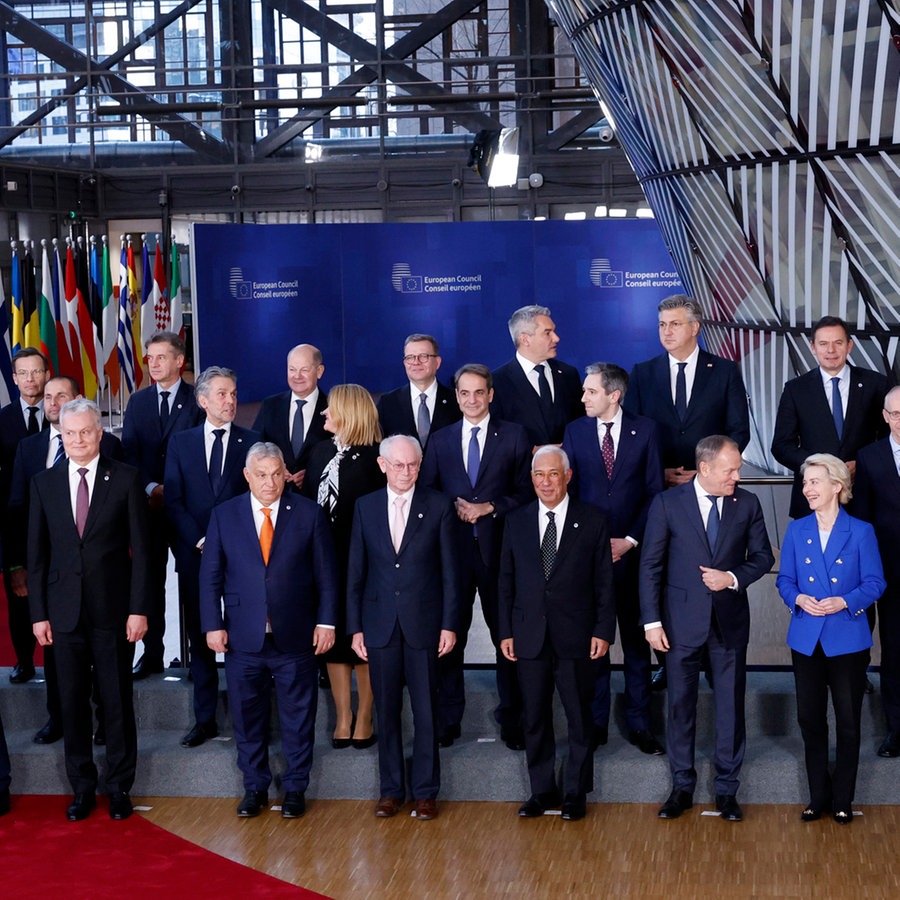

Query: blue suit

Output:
[563, 412, 664, 734]
[640, 482, 773, 796]
[347, 486, 459, 801]
[420, 416, 532, 734]
[164, 423, 260, 725]
[199, 493, 339, 793]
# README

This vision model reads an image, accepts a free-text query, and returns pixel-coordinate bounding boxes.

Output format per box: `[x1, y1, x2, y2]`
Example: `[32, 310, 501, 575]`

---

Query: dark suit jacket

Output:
[7, 429, 123, 568]
[376, 381, 461, 445]
[347, 486, 459, 649]
[163, 423, 261, 567]
[771, 366, 889, 518]
[639, 482, 774, 650]
[199, 492, 339, 654]
[121, 380, 202, 490]
[490, 358, 583, 447]
[252, 389, 329, 475]
[562, 412, 664, 545]
[624, 349, 750, 470]
[419, 417, 533, 568]
[498, 498, 616, 659]
[853, 438, 900, 585]
[27, 456, 151, 632]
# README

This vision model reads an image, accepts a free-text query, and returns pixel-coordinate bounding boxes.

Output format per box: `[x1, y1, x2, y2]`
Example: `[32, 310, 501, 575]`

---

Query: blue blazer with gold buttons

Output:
[776, 507, 885, 657]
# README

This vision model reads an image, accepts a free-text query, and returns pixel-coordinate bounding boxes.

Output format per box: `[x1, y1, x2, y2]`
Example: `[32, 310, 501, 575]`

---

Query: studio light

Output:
[467, 127, 520, 188]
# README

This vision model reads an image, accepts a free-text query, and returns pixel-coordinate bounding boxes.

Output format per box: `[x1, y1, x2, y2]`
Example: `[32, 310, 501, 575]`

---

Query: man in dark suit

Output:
[376, 333, 461, 447]
[252, 343, 329, 491]
[562, 362, 665, 755]
[164, 366, 260, 748]
[419, 363, 532, 750]
[772, 315, 889, 520]
[28, 398, 150, 821]
[499, 445, 616, 821]
[1, 347, 49, 684]
[347, 434, 459, 821]
[9, 376, 123, 744]
[490, 305, 583, 448]
[640, 436, 773, 822]
[121, 331, 202, 680]
[624, 295, 749, 488]
[200, 442, 339, 818]
[852, 386, 900, 758]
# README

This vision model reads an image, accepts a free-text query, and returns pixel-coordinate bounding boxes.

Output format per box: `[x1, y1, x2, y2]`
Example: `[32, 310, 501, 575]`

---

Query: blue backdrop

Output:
[191, 220, 682, 401]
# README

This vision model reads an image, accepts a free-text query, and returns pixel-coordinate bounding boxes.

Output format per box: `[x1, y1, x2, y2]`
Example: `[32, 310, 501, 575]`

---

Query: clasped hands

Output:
[794, 594, 848, 616]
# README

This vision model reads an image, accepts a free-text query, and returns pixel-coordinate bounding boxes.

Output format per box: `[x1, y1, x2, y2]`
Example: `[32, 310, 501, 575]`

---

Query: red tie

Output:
[75, 467, 89, 537]
[601, 422, 615, 478]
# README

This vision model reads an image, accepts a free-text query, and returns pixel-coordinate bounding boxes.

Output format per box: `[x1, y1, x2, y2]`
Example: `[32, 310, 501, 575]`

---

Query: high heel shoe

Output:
[332, 715, 356, 750]
[352, 733, 377, 750]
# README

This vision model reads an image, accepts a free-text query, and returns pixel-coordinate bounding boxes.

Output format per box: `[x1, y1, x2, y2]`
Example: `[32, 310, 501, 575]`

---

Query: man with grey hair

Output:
[490, 305, 584, 448]
[28, 398, 150, 821]
[165, 366, 260, 748]
[200, 442, 339, 818]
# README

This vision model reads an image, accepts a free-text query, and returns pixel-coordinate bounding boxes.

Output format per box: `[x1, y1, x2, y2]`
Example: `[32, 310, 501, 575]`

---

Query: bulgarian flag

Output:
[169, 238, 183, 338]
[38, 240, 59, 373]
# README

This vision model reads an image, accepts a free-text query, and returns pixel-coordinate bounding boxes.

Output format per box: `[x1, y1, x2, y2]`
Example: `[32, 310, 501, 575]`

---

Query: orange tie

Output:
[259, 507, 273, 565]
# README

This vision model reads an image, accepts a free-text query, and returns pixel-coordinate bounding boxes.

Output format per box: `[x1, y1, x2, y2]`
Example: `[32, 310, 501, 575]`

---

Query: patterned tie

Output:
[416, 393, 431, 446]
[75, 467, 89, 537]
[27, 406, 39, 435]
[159, 390, 171, 431]
[706, 494, 720, 553]
[391, 496, 407, 553]
[209, 428, 225, 495]
[259, 507, 274, 565]
[53, 434, 66, 465]
[467, 425, 481, 487]
[831, 376, 844, 440]
[534, 364, 552, 407]
[601, 421, 615, 478]
[291, 398, 307, 458]
[541, 510, 557, 579]
[675, 362, 688, 421]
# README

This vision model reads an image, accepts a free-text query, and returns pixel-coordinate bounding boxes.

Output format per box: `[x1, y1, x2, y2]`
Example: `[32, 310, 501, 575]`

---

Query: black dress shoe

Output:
[833, 807, 853, 824]
[181, 721, 218, 748]
[237, 790, 268, 818]
[800, 805, 823, 822]
[0, 789, 9, 816]
[331, 735, 353, 749]
[715, 794, 743, 821]
[132, 655, 164, 681]
[500, 727, 526, 751]
[561, 794, 587, 821]
[628, 730, 665, 756]
[518, 792, 560, 818]
[878, 732, 900, 758]
[651, 666, 667, 692]
[93, 724, 106, 746]
[66, 793, 96, 822]
[657, 790, 693, 819]
[438, 723, 461, 748]
[9, 663, 35, 684]
[590, 725, 608, 751]
[281, 791, 306, 818]
[109, 792, 133, 820]
[33, 719, 64, 744]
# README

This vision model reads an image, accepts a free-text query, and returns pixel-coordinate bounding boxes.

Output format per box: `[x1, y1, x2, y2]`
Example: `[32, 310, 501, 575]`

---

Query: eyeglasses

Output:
[886, 410, 900, 421]
[403, 353, 437, 364]
[384, 460, 421, 472]
[14, 368, 47, 378]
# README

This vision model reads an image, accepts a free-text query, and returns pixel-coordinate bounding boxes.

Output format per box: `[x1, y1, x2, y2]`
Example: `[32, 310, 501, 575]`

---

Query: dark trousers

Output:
[3, 570, 35, 667]
[368, 622, 440, 801]
[792, 643, 868, 809]
[437, 538, 521, 733]
[135, 511, 169, 664]
[0, 709, 10, 793]
[224, 637, 318, 793]
[518, 641, 596, 799]
[666, 623, 746, 796]
[878, 585, 900, 734]
[178, 562, 219, 725]
[54, 620, 137, 795]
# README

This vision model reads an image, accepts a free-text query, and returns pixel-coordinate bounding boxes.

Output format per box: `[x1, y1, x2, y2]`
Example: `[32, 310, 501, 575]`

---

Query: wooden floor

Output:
[139, 797, 900, 898]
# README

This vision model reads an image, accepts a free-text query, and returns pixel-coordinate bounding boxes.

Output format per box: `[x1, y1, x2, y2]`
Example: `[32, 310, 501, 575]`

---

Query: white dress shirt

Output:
[203, 420, 232, 470]
[819, 365, 849, 419]
[68, 455, 100, 525]
[407, 380, 437, 420]
[537, 493, 569, 549]
[668, 344, 700, 406]
[460, 414, 490, 461]
[289, 387, 319, 446]
[46, 426, 65, 469]
[516, 351, 555, 400]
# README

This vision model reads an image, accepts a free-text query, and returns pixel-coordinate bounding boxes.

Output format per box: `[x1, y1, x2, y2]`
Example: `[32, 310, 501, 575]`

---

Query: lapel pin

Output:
[836, 558, 843, 564]
[630, 430, 636, 435]
[804, 558, 811, 564]
[285, 504, 291, 511]
[177, 403, 183, 410]
[418, 512, 424, 519]
[103, 474, 110, 481]
[573, 522, 579, 528]
[806, 538, 812, 544]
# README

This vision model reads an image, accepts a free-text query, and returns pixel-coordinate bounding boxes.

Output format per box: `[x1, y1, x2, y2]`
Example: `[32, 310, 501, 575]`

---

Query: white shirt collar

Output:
[668, 344, 700, 368]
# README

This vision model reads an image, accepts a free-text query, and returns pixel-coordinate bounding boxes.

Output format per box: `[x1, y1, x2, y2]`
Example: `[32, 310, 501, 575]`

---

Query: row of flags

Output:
[0, 235, 183, 406]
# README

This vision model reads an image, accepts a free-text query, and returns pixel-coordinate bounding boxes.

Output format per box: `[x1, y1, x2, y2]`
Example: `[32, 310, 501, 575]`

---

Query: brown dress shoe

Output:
[375, 796, 403, 818]
[414, 798, 438, 820]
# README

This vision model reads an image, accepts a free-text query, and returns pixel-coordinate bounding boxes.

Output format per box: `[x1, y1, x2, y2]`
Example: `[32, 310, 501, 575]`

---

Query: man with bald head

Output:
[253, 343, 329, 490]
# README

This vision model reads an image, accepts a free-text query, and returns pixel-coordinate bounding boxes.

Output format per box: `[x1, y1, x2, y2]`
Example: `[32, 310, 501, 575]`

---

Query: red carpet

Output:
[0, 796, 327, 899]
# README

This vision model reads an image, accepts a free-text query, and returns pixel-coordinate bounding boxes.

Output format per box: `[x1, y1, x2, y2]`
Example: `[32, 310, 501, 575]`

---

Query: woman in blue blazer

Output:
[777, 453, 885, 824]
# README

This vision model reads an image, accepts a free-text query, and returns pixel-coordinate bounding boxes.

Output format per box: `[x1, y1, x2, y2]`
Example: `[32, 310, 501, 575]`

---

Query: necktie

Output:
[601, 421, 615, 478]
[831, 376, 844, 440]
[541, 510, 557, 579]
[534, 364, 552, 407]
[259, 507, 273, 565]
[291, 398, 307, 458]
[466, 426, 481, 487]
[416, 393, 431, 446]
[209, 428, 225, 495]
[159, 390, 170, 430]
[391, 496, 407, 553]
[675, 362, 688, 421]
[53, 434, 66, 465]
[27, 406, 39, 435]
[706, 494, 720, 552]
[76, 467, 89, 537]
